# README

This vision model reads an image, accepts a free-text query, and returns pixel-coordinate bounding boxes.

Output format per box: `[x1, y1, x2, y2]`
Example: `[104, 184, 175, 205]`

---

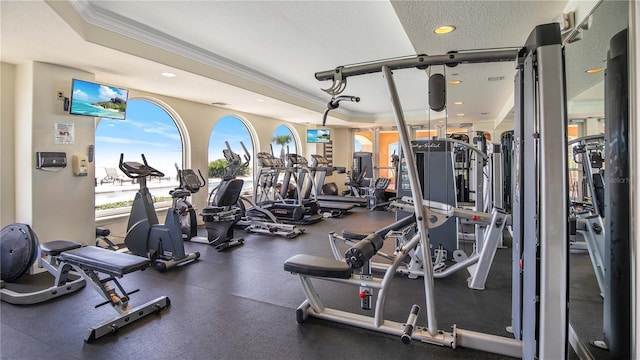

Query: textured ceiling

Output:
[1, 0, 615, 129]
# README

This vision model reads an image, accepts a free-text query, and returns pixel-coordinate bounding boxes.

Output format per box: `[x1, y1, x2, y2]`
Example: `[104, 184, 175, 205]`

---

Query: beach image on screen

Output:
[70, 79, 128, 120]
[307, 129, 330, 143]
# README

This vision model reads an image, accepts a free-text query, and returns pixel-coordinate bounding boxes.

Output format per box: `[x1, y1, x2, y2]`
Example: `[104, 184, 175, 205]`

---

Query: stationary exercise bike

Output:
[119, 153, 200, 271]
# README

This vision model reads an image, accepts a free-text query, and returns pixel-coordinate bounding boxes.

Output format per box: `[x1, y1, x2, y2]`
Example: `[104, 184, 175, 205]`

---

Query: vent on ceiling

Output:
[460, 123, 473, 128]
[211, 102, 228, 106]
[488, 76, 504, 82]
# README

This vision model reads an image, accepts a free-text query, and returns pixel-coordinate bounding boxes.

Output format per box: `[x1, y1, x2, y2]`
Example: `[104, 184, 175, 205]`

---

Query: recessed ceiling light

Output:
[161, 72, 176, 77]
[448, 80, 462, 85]
[585, 67, 603, 74]
[257, 99, 265, 102]
[434, 25, 456, 35]
[454, 101, 463, 105]
[457, 113, 465, 117]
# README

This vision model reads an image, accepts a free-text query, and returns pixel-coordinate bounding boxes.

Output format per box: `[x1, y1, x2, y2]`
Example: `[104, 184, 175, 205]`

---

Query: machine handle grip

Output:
[240, 141, 251, 163]
[197, 169, 206, 187]
[401, 304, 420, 344]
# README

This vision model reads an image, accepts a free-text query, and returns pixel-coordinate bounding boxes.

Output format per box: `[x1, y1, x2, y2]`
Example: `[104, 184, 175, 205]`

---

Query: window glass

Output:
[271, 125, 297, 161]
[354, 131, 373, 152]
[95, 99, 182, 213]
[208, 115, 255, 193]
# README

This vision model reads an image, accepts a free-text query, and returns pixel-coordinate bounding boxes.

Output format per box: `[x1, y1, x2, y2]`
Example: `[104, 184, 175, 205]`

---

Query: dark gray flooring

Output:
[1, 208, 605, 359]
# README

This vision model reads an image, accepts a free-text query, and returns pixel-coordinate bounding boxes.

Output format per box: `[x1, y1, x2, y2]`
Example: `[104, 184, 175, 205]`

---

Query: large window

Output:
[208, 115, 255, 193]
[95, 98, 182, 212]
[270, 124, 297, 161]
[354, 130, 373, 152]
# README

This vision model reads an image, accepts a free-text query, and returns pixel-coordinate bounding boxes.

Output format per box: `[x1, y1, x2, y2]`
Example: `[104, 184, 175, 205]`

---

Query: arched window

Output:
[95, 98, 183, 214]
[270, 124, 297, 161]
[354, 131, 373, 152]
[208, 115, 256, 193]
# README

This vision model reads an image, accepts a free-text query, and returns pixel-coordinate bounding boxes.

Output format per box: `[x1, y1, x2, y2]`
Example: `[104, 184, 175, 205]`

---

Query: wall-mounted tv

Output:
[69, 79, 128, 120]
[307, 129, 331, 143]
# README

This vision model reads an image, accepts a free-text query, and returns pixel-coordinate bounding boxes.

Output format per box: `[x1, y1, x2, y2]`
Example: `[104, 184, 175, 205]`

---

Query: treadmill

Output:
[255, 152, 323, 225]
[310, 154, 368, 207]
[286, 154, 355, 215]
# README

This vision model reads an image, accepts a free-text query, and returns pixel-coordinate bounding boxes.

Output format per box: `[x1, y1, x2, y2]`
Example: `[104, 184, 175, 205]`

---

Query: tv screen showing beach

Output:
[307, 129, 330, 143]
[69, 79, 128, 120]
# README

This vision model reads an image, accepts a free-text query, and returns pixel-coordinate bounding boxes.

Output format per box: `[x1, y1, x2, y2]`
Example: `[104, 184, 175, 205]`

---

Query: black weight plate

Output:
[1, 224, 38, 282]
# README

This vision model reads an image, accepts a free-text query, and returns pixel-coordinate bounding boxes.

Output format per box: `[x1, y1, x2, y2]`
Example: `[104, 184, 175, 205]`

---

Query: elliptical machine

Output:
[172, 163, 207, 241]
[119, 154, 200, 271]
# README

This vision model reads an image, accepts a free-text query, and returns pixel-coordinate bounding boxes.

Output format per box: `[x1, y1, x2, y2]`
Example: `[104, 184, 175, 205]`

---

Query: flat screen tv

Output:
[307, 129, 331, 143]
[69, 79, 128, 120]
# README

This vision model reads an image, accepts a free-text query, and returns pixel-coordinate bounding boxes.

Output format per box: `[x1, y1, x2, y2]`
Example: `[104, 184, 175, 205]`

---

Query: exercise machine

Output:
[1, 223, 86, 304]
[203, 142, 304, 244]
[119, 153, 200, 271]
[285, 23, 572, 359]
[310, 154, 368, 207]
[173, 163, 207, 241]
[287, 153, 354, 216]
[568, 134, 606, 295]
[342, 152, 373, 199]
[328, 197, 508, 288]
[499, 130, 514, 212]
[366, 177, 391, 210]
[0, 223, 170, 343]
[253, 150, 323, 225]
[95, 226, 119, 250]
[201, 180, 245, 250]
[229, 142, 304, 238]
[592, 29, 630, 357]
[200, 142, 246, 250]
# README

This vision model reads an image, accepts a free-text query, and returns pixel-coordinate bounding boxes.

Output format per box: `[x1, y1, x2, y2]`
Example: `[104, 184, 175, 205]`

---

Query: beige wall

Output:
[11, 62, 97, 244]
[2, 61, 339, 243]
[1, 62, 16, 225]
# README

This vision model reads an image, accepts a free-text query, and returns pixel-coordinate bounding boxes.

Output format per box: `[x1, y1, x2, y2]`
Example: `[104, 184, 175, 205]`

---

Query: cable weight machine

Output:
[285, 23, 571, 359]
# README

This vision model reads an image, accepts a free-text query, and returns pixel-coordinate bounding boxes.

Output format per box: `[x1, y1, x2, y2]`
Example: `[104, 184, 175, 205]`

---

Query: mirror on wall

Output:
[564, 0, 628, 356]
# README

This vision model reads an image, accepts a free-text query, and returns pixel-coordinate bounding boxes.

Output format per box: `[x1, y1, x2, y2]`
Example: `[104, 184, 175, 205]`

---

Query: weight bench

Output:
[1, 232, 86, 305]
[57, 245, 170, 342]
[1, 224, 169, 342]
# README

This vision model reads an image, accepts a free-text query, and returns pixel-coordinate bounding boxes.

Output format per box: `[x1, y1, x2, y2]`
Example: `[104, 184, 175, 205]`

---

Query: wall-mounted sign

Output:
[54, 123, 74, 144]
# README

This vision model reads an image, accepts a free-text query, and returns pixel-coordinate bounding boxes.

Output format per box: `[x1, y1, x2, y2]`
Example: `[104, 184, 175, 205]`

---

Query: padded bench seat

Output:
[58, 246, 150, 277]
[40, 240, 82, 256]
[284, 254, 352, 279]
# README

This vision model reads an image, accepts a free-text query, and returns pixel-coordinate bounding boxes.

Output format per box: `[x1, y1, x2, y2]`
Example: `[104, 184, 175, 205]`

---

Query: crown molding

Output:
[64, 0, 365, 117]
